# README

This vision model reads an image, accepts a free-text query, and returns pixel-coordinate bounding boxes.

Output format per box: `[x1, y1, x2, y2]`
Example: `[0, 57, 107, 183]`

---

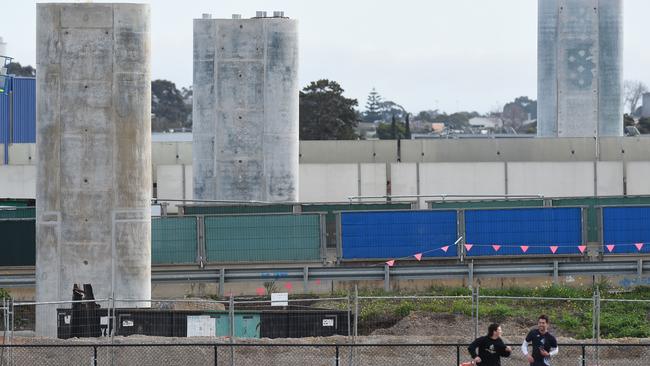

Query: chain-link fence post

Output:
[229, 295, 235, 366]
[354, 284, 358, 339]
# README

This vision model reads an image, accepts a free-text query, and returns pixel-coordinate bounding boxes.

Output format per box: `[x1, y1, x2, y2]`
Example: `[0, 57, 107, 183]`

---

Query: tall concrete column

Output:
[537, 0, 623, 137]
[193, 12, 299, 202]
[0, 36, 6, 56]
[36, 3, 151, 336]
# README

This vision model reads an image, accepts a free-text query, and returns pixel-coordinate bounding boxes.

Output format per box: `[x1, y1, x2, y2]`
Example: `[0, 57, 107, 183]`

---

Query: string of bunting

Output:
[384, 241, 647, 267]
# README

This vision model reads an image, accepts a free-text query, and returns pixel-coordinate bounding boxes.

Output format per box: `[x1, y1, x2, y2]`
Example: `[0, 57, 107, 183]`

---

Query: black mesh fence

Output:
[1, 343, 649, 366]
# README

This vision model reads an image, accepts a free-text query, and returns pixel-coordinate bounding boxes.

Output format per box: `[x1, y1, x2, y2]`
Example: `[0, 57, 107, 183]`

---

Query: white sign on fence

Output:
[271, 292, 288, 306]
[187, 315, 216, 337]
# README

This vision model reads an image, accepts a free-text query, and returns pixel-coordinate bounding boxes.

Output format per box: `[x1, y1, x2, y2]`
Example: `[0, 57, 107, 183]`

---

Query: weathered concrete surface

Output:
[35, 3, 151, 336]
[193, 15, 299, 202]
[538, 0, 623, 137]
[642, 93, 650, 118]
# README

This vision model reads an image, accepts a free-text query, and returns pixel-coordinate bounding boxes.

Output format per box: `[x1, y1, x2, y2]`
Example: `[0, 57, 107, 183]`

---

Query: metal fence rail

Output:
[1, 343, 648, 366]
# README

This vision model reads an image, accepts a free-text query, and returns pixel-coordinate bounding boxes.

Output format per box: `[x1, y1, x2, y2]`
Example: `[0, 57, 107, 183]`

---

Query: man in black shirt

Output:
[521, 315, 558, 366]
[468, 323, 512, 366]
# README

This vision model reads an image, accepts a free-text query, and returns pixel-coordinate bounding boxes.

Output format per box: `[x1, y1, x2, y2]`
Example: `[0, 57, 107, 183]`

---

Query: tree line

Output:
[5, 61, 649, 137]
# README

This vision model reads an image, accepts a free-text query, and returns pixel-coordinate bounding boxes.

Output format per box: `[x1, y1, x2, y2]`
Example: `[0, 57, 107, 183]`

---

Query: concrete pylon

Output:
[36, 3, 151, 337]
[537, 0, 623, 137]
[192, 12, 299, 202]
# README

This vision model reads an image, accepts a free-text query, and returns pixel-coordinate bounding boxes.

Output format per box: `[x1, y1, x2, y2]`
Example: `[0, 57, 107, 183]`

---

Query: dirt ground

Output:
[2, 312, 650, 365]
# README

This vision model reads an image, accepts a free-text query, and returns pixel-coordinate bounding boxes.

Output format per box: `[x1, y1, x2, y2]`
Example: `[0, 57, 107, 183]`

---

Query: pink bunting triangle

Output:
[578, 245, 587, 253]
[441, 246, 449, 253]
[492, 244, 501, 252]
[284, 282, 293, 291]
[464, 244, 473, 252]
[635, 243, 644, 251]
[550, 246, 558, 254]
[386, 260, 395, 267]
[255, 287, 265, 296]
[414, 253, 423, 261]
[606, 244, 615, 252]
[520, 245, 529, 253]
[315, 279, 321, 285]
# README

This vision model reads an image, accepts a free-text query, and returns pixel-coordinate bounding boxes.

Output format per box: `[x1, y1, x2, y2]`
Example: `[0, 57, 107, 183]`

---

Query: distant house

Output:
[469, 117, 498, 129]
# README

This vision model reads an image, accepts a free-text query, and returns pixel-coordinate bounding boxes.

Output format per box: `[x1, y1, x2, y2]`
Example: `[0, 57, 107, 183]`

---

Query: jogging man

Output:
[521, 315, 558, 366]
[468, 323, 512, 366]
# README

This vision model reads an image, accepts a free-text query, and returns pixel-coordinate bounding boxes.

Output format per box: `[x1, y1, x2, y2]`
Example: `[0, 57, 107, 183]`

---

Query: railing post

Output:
[581, 345, 586, 366]
[93, 345, 98, 366]
[214, 345, 218, 366]
[456, 345, 460, 366]
[384, 264, 390, 292]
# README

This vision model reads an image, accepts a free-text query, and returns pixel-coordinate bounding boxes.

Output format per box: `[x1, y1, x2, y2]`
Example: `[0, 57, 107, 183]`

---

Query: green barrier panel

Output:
[429, 199, 544, 209]
[0, 207, 36, 219]
[0, 220, 35, 266]
[183, 204, 294, 215]
[205, 214, 321, 262]
[152, 217, 198, 264]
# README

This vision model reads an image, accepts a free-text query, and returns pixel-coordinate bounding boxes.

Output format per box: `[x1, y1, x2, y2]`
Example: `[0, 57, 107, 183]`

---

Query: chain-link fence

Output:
[2, 289, 650, 366]
[2, 343, 650, 366]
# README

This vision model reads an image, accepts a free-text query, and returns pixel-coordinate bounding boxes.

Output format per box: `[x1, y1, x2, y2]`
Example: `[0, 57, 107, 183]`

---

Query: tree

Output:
[376, 121, 407, 139]
[299, 79, 359, 140]
[433, 111, 478, 130]
[151, 79, 191, 132]
[378, 100, 407, 122]
[6, 62, 35, 77]
[363, 88, 383, 122]
[404, 113, 411, 139]
[624, 80, 648, 115]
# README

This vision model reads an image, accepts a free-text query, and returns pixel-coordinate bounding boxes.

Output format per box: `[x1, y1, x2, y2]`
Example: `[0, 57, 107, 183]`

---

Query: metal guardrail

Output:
[1, 259, 648, 290]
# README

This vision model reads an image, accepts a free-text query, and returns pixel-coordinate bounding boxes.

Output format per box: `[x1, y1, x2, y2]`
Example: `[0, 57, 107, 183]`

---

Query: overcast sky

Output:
[2, 0, 648, 114]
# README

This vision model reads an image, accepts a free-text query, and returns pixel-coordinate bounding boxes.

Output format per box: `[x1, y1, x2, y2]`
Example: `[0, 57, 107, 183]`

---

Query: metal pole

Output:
[335, 345, 340, 366]
[383, 265, 390, 292]
[456, 345, 460, 366]
[346, 291, 351, 338]
[354, 285, 359, 339]
[475, 285, 479, 339]
[595, 286, 600, 366]
[214, 345, 218, 366]
[93, 346, 98, 366]
[581, 345, 586, 366]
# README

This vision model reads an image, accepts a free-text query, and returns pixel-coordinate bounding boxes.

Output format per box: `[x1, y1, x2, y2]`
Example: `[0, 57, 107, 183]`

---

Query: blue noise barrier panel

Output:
[603, 206, 650, 254]
[341, 210, 458, 260]
[465, 207, 583, 256]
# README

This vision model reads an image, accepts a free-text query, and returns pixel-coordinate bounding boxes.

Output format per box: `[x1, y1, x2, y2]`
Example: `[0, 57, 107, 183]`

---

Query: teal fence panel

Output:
[0, 207, 36, 219]
[182, 204, 294, 215]
[204, 214, 322, 262]
[151, 217, 198, 264]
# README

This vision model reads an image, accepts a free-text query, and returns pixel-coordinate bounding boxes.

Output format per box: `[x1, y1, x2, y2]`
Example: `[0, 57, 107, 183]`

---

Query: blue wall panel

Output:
[465, 207, 583, 256]
[341, 210, 458, 259]
[11, 77, 36, 143]
[603, 206, 650, 254]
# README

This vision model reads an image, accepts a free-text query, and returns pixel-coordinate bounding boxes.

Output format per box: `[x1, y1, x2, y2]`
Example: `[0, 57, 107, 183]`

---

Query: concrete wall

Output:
[192, 14, 299, 202]
[642, 93, 650, 118]
[2, 138, 650, 206]
[537, 0, 623, 137]
[35, 3, 151, 336]
[156, 164, 192, 213]
[0, 36, 6, 57]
